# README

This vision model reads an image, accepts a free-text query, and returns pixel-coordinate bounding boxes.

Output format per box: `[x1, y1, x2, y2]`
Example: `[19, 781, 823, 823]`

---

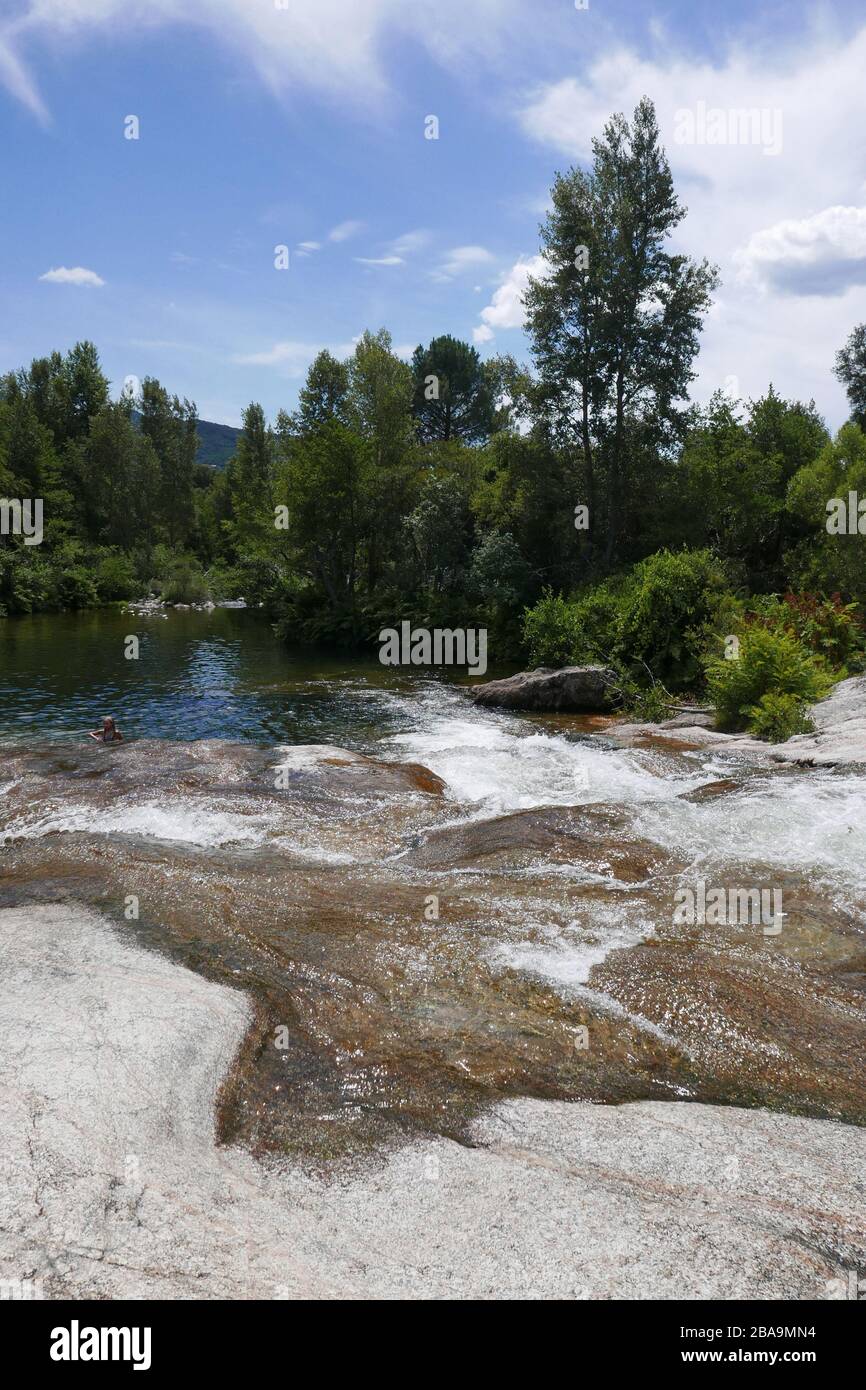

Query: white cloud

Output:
[233, 334, 364, 376]
[473, 254, 547, 344]
[438, 245, 494, 279]
[38, 265, 104, 286]
[298, 240, 321, 251]
[354, 255, 404, 266]
[734, 206, 866, 296]
[0, 31, 48, 121]
[517, 26, 866, 423]
[233, 341, 317, 372]
[388, 229, 432, 256]
[2, 1, 520, 121]
[328, 219, 364, 243]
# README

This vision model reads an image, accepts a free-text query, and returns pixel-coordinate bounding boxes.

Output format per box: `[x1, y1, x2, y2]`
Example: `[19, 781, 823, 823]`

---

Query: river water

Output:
[1, 606, 864, 1161]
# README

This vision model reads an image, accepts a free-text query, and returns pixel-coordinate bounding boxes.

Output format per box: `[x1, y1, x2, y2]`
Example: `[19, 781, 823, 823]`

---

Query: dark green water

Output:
[0, 606, 446, 748]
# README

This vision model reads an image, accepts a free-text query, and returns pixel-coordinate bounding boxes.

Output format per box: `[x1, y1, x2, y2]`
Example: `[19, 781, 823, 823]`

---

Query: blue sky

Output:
[1, 0, 865, 428]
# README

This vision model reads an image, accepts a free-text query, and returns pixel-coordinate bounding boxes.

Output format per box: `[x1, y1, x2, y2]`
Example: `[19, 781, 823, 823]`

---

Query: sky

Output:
[1, 0, 865, 429]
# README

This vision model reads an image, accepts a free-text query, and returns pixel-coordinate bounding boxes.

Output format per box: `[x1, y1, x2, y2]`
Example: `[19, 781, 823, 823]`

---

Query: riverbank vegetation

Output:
[2, 99, 865, 736]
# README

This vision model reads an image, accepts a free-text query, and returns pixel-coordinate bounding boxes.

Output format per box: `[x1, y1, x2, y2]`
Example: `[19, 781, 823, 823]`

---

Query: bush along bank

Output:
[520, 552, 866, 743]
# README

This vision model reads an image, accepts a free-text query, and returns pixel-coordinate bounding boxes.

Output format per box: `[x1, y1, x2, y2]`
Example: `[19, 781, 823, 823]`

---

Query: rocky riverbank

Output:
[1, 672, 863, 1299]
[612, 674, 866, 767]
[2, 904, 863, 1300]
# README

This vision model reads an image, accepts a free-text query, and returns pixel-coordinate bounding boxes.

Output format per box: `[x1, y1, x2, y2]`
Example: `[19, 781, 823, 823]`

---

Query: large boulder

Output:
[470, 664, 619, 712]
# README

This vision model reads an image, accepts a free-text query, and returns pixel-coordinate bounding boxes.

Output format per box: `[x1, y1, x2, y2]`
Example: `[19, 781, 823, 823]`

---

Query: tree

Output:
[524, 96, 719, 566]
[138, 378, 197, 546]
[834, 324, 866, 429]
[229, 403, 274, 534]
[411, 336, 495, 443]
[276, 421, 374, 624]
[406, 474, 474, 594]
[295, 350, 350, 433]
[784, 424, 866, 604]
[69, 402, 160, 549]
[346, 329, 417, 589]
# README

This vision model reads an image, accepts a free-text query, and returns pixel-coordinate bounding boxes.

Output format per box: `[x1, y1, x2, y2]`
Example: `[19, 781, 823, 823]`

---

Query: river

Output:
[1, 605, 864, 1163]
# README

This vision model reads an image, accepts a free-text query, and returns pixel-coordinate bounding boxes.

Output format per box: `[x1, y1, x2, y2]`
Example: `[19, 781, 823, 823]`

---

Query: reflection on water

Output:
[0, 606, 440, 747]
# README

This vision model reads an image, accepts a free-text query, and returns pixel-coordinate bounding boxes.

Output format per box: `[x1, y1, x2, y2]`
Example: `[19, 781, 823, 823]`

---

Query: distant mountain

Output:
[196, 418, 240, 469]
[131, 410, 239, 469]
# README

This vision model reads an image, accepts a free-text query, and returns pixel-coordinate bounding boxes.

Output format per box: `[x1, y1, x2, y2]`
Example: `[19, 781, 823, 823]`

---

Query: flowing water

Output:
[2, 606, 865, 1163]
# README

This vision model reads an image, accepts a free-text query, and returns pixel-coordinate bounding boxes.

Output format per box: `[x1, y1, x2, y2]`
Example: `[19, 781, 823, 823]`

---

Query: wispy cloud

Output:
[38, 265, 105, 287]
[354, 255, 404, 267]
[429, 245, 496, 285]
[0, 32, 49, 123]
[328, 219, 364, 243]
[1, 0, 521, 122]
[387, 229, 432, 256]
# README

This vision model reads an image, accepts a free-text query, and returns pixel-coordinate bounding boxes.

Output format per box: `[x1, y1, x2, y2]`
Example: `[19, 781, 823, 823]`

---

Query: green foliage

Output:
[411, 336, 495, 444]
[784, 424, 866, 606]
[834, 323, 866, 429]
[155, 553, 210, 605]
[705, 625, 832, 733]
[94, 551, 140, 601]
[522, 549, 728, 688]
[746, 692, 814, 743]
[56, 562, 98, 609]
[749, 591, 865, 670]
[615, 549, 729, 689]
[618, 676, 672, 724]
[521, 589, 580, 668]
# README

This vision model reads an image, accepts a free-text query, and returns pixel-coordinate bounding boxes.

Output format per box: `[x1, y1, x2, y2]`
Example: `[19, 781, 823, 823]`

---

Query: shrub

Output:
[616, 549, 729, 690]
[521, 589, 579, 667]
[750, 592, 864, 670]
[55, 563, 98, 609]
[570, 583, 623, 660]
[205, 564, 244, 602]
[159, 557, 209, 605]
[618, 674, 672, 723]
[95, 551, 140, 601]
[706, 624, 832, 732]
[747, 692, 814, 743]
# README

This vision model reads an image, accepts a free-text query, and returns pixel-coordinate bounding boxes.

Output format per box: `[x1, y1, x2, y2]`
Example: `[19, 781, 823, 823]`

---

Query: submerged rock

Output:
[471, 665, 620, 712]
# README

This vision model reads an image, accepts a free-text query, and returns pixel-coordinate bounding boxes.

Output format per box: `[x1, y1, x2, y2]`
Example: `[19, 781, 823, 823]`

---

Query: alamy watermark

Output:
[0, 497, 43, 545]
[674, 102, 783, 157]
[0, 1277, 44, 1300]
[826, 491, 866, 534]
[673, 880, 784, 935]
[379, 622, 487, 676]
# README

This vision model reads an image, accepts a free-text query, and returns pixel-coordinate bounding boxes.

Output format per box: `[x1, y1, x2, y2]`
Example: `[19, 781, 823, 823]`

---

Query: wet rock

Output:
[679, 778, 742, 803]
[2, 904, 863, 1300]
[272, 744, 446, 797]
[471, 665, 619, 713]
[658, 710, 715, 729]
[400, 803, 671, 880]
[610, 674, 866, 766]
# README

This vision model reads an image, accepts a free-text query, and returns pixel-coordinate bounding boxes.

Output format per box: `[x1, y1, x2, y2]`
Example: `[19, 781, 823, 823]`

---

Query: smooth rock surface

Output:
[613, 675, 866, 766]
[471, 665, 619, 712]
[2, 904, 863, 1301]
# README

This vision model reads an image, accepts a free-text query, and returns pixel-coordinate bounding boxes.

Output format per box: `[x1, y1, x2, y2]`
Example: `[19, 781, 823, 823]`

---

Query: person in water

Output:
[89, 716, 123, 744]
